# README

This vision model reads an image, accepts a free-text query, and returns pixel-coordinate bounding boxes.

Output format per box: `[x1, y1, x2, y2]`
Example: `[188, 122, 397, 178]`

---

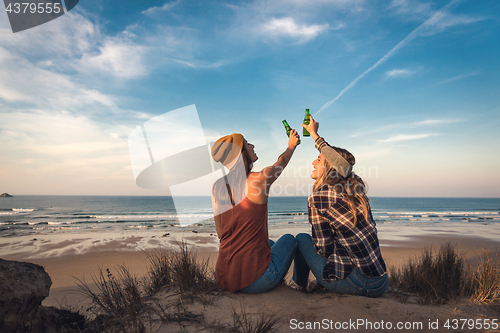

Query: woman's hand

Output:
[248, 128, 299, 203]
[302, 115, 319, 140]
[288, 129, 300, 149]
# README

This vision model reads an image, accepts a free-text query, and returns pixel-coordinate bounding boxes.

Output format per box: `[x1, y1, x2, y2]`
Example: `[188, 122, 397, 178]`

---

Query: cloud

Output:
[350, 117, 462, 140]
[142, 0, 181, 16]
[389, 0, 483, 30]
[418, 11, 484, 36]
[377, 133, 436, 143]
[225, 0, 352, 45]
[437, 71, 480, 85]
[79, 40, 147, 79]
[389, 0, 432, 19]
[261, 17, 329, 43]
[239, 0, 365, 13]
[280, 0, 364, 6]
[0, 109, 131, 166]
[0, 12, 98, 59]
[0, 8, 235, 115]
[172, 58, 229, 69]
[0, 47, 116, 111]
[412, 118, 462, 126]
[386, 68, 416, 77]
[0, 109, 140, 194]
[0, 12, 149, 80]
[355, 147, 392, 161]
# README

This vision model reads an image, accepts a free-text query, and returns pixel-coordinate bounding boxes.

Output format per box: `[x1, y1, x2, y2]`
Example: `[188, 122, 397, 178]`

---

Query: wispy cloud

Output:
[437, 71, 480, 85]
[0, 7, 242, 101]
[354, 147, 393, 161]
[0, 47, 116, 110]
[350, 117, 461, 138]
[389, 0, 432, 19]
[173, 58, 229, 69]
[316, 0, 484, 114]
[0, 109, 137, 194]
[412, 118, 462, 126]
[241, 0, 365, 13]
[0, 109, 131, 159]
[226, 0, 352, 45]
[279, 0, 364, 6]
[0, 14, 148, 195]
[0, 12, 98, 57]
[418, 12, 484, 36]
[261, 17, 329, 43]
[0, 12, 149, 80]
[79, 40, 147, 79]
[386, 68, 416, 78]
[377, 133, 437, 143]
[1, 8, 241, 83]
[142, 0, 181, 16]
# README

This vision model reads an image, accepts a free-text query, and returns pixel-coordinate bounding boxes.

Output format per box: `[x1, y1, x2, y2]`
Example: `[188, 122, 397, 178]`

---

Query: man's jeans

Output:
[240, 234, 297, 294]
[292, 233, 387, 297]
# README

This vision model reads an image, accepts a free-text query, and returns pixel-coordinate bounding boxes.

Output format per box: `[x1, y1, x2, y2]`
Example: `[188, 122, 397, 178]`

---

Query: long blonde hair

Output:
[313, 146, 370, 227]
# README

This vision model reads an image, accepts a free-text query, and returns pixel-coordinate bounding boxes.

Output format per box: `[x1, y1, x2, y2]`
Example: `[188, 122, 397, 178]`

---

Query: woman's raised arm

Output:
[246, 129, 300, 203]
[302, 115, 352, 178]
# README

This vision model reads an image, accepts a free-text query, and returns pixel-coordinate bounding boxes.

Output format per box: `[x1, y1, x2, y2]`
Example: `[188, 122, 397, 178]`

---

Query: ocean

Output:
[0, 196, 499, 237]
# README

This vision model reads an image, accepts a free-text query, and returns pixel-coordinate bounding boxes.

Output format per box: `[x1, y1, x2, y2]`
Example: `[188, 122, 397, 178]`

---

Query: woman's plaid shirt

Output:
[308, 186, 387, 280]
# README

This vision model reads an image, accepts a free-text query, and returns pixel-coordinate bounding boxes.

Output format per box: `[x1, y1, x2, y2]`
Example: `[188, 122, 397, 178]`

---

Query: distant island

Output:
[1, 193, 13, 197]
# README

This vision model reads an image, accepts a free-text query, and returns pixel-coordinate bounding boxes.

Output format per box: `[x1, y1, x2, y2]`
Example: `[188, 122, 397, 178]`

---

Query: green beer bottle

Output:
[282, 120, 300, 145]
[303, 109, 311, 137]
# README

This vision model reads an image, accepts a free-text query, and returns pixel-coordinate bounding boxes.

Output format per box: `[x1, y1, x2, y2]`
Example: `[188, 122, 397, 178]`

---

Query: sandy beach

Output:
[2, 224, 500, 332]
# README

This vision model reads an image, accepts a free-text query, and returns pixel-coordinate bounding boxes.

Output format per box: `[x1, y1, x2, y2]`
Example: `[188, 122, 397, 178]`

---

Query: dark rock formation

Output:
[0, 193, 13, 197]
[0, 259, 51, 332]
[33, 306, 87, 333]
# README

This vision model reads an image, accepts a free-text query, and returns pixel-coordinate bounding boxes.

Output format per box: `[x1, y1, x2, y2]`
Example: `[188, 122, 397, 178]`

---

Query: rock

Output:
[34, 306, 87, 333]
[0, 193, 13, 197]
[0, 259, 52, 332]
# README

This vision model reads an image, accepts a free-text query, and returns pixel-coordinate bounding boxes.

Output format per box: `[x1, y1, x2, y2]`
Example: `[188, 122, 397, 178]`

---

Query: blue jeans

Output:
[240, 234, 297, 294]
[292, 233, 387, 298]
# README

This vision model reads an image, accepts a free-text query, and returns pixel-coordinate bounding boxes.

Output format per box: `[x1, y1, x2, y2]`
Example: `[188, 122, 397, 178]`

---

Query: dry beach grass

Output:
[64, 243, 500, 332]
[3, 227, 500, 332]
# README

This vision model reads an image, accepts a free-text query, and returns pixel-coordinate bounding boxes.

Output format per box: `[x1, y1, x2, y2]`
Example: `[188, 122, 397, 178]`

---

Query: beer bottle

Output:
[282, 120, 300, 145]
[303, 109, 310, 137]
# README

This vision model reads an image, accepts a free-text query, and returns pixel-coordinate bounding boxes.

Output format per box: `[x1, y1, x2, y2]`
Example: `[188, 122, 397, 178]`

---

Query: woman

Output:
[211, 131, 300, 293]
[293, 115, 387, 297]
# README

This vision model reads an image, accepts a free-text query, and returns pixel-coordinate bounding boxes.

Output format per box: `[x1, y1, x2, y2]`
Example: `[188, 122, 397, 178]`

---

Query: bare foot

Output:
[289, 281, 305, 292]
[306, 280, 320, 293]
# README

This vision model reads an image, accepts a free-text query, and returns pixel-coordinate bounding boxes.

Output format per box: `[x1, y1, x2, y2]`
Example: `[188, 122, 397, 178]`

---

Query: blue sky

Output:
[0, 0, 499, 197]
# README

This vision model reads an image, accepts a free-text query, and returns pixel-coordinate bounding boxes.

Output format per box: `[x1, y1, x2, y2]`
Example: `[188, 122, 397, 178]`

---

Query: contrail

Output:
[315, 0, 460, 115]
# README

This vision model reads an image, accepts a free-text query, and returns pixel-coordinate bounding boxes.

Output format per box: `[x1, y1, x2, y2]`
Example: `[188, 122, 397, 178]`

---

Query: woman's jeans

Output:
[240, 234, 297, 294]
[292, 233, 387, 298]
